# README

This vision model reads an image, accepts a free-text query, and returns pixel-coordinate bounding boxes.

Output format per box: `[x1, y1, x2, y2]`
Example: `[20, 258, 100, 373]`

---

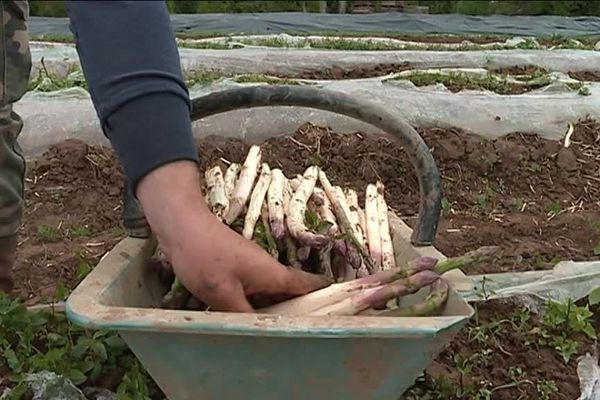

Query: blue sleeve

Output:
[65, 1, 199, 193]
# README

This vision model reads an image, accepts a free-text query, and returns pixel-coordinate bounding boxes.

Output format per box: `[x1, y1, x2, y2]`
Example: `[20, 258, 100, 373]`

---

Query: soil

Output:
[568, 70, 600, 82]
[14, 139, 125, 304]
[490, 65, 546, 76]
[9, 117, 600, 399]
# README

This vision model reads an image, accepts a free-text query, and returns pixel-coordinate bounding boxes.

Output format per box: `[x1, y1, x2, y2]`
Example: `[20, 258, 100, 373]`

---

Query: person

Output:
[0, 0, 331, 310]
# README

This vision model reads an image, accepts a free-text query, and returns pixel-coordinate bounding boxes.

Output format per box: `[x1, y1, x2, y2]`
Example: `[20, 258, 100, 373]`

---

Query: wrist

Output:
[136, 160, 211, 246]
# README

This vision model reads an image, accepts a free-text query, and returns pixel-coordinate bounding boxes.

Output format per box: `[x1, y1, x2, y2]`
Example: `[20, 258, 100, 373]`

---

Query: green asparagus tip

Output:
[434, 246, 500, 275]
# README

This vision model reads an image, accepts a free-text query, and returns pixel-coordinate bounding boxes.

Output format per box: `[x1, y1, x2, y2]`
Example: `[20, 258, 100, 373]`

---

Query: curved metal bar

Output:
[189, 85, 441, 246]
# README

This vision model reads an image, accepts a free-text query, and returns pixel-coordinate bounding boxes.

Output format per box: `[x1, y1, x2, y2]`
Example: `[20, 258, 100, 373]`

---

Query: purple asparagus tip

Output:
[360, 270, 440, 309]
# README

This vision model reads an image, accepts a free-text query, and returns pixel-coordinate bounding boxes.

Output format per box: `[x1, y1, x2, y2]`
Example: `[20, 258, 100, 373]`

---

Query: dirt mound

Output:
[569, 70, 600, 82]
[15, 139, 124, 304]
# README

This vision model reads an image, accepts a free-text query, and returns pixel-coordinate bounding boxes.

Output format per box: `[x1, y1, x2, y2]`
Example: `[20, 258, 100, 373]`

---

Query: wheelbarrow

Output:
[65, 85, 474, 400]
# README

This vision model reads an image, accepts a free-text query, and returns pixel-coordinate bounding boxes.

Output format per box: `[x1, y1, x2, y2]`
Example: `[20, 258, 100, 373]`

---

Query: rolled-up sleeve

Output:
[65, 1, 199, 193]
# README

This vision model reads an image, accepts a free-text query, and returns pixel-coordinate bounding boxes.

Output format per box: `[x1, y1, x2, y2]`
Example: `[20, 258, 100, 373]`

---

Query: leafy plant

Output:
[542, 299, 596, 339]
[0, 294, 162, 398]
[537, 379, 558, 400]
[441, 198, 452, 213]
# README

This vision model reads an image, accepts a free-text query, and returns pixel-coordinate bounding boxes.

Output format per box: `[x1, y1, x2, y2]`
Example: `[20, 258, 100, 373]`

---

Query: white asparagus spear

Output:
[358, 208, 367, 239]
[289, 175, 302, 192]
[267, 169, 286, 240]
[205, 166, 229, 221]
[224, 145, 262, 225]
[319, 171, 375, 272]
[376, 181, 395, 270]
[242, 163, 272, 239]
[287, 166, 329, 249]
[365, 183, 382, 272]
[313, 187, 346, 255]
[344, 188, 367, 247]
[224, 163, 241, 200]
[260, 257, 439, 315]
[333, 186, 362, 269]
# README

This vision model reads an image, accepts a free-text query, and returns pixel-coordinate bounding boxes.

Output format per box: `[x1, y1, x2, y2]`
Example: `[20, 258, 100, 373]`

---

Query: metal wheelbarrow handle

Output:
[189, 85, 442, 246]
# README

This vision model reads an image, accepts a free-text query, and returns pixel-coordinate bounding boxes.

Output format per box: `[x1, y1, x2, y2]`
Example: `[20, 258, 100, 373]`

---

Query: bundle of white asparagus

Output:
[205, 144, 396, 280]
[153, 145, 499, 315]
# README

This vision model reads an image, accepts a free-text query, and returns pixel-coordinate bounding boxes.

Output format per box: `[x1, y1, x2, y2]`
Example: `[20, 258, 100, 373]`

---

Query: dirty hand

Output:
[136, 160, 332, 312]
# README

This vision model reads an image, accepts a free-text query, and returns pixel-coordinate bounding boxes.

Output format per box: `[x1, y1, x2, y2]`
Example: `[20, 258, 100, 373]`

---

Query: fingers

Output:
[196, 279, 254, 313]
[249, 266, 333, 297]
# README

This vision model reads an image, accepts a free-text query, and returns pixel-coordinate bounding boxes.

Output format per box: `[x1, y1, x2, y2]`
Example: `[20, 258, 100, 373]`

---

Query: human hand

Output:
[136, 160, 332, 312]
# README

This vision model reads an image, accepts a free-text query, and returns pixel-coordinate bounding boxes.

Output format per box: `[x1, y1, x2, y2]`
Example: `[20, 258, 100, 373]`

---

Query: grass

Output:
[37, 224, 60, 242]
[37, 224, 92, 243]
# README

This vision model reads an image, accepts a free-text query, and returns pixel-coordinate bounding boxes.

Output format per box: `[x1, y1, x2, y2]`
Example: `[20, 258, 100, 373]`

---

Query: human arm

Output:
[64, 1, 331, 311]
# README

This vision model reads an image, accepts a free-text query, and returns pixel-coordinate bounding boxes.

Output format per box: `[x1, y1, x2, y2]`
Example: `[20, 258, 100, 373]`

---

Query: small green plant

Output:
[567, 81, 591, 96]
[551, 335, 579, 363]
[75, 250, 93, 281]
[579, 86, 591, 96]
[441, 198, 452, 214]
[510, 306, 531, 338]
[37, 224, 60, 242]
[537, 379, 558, 400]
[512, 197, 525, 212]
[111, 226, 126, 238]
[530, 299, 597, 363]
[453, 354, 474, 396]
[542, 299, 596, 339]
[529, 162, 542, 172]
[66, 225, 91, 239]
[28, 58, 87, 93]
[508, 366, 525, 381]
[546, 201, 562, 217]
[515, 38, 539, 49]
[184, 69, 226, 87]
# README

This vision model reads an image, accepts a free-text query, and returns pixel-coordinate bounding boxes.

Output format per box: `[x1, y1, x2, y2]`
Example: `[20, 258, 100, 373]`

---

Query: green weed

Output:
[537, 379, 559, 400]
[28, 59, 87, 93]
[0, 294, 162, 398]
[441, 198, 452, 214]
[546, 201, 562, 216]
[395, 71, 551, 94]
[184, 69, 226, 87]
[65, 225, 91, 239]
[37, 224, 60, 242]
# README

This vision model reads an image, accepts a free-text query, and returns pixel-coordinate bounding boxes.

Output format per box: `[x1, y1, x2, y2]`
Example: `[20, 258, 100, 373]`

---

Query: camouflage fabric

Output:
[0, 0, 30, 236]
[1, 0, 31, 106]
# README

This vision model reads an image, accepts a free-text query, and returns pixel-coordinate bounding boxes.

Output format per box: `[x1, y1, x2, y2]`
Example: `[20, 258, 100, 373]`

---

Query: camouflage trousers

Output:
[0, 0, 30, 237]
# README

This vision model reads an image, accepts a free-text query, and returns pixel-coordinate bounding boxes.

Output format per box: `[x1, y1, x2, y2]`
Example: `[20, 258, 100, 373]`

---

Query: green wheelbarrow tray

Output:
[66, 86, 475, 400]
